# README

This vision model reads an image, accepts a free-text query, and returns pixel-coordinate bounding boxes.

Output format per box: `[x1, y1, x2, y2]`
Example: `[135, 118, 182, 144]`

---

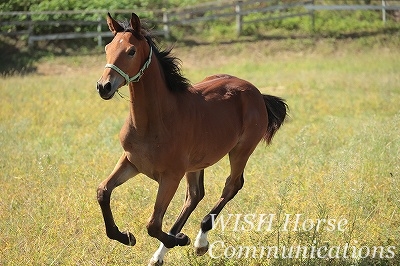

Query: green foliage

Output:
[0, 0, 198, 36]
[238, 8, 397, 38]
[0, 0, 197, 12]
[1, 0, 400, 48]
[314, 9, 384, 36]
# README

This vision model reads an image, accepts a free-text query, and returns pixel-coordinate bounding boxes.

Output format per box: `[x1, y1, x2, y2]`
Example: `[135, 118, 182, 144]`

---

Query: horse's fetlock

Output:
[146, 222, 159, 238]
[176, 232, 190, 246]
[164, 234, 178, 248]
[201, 215, 213, 232]
[105, 225, 119, 239]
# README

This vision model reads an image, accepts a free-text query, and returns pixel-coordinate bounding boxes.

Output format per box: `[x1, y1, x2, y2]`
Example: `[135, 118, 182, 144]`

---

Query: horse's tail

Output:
[263, 94, 288, 144]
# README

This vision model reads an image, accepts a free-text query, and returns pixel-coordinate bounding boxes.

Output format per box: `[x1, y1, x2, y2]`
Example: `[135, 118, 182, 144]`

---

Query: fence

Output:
[0, 0, 399, 47]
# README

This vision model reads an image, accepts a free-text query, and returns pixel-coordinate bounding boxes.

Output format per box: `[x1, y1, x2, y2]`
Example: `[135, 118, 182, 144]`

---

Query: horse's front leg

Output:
[146, 175, 191, 249]
[97, 153, 139, 246]
[149, 170, 205, 265]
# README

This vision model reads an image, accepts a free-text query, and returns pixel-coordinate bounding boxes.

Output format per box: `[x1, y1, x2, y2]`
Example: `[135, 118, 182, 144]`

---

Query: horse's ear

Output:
[107, 12, 123, 35]
[130, 13, 141, 34]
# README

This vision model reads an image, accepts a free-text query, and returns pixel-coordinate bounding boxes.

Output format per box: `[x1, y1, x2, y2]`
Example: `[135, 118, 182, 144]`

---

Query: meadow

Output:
[1, 36, 399, 265]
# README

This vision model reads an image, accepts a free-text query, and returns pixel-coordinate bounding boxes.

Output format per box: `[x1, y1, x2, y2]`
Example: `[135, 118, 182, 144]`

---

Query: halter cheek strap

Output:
[104, 46, 153, 85]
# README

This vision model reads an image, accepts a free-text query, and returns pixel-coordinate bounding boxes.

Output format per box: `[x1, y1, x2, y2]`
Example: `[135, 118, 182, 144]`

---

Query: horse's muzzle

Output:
[97, 81, 115, 100]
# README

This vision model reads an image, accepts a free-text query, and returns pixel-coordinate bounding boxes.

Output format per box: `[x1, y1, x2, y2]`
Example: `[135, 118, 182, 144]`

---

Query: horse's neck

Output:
[128, 63, 176, 136]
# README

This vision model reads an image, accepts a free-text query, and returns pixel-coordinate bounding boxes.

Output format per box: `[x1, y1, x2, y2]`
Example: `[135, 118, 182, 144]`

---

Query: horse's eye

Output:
[128, 48, 136, 57]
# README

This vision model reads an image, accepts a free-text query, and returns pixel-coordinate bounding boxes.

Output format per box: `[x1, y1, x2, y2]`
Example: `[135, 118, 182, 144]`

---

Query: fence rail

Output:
[304, 4, 400, 11]
[0, 0, 399, 47]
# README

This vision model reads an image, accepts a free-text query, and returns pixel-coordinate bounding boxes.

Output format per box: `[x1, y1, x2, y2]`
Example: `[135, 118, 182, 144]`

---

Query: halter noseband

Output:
[104, 46, 153, 85]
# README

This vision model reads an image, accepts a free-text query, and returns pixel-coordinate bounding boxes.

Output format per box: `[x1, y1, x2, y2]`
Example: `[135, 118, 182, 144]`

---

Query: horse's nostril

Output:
[104, 82, 112, 93]
[97, 81, 114, 100]
[97, 81, 112, 93]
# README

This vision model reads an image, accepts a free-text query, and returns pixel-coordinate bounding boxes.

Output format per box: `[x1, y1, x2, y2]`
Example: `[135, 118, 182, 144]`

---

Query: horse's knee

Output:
[221, 173, 244, 199]
[231, 173, 245, 192]
[97, 185, 110, 205]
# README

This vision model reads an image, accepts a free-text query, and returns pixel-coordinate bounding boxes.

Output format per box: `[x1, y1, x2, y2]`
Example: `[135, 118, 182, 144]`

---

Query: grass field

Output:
[1, 36, 399, 265]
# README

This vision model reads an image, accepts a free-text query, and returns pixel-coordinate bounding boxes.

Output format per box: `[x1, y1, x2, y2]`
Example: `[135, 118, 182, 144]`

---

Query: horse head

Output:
[96, 13, 152, 100]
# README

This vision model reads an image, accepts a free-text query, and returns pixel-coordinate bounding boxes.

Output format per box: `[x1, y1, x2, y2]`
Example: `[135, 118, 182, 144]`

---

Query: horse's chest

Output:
[120, 130, 181, 178]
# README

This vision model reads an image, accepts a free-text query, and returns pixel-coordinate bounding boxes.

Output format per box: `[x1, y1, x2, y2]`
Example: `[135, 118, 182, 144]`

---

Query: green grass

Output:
[1, 37, 399, 265]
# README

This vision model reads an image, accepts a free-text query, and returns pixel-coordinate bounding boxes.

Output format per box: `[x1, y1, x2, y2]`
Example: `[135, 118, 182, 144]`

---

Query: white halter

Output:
[104, 46, 153, 85]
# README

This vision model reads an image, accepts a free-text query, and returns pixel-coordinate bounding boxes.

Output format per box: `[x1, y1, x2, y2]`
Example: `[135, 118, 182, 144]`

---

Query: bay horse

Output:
[96, 12, 287, 266]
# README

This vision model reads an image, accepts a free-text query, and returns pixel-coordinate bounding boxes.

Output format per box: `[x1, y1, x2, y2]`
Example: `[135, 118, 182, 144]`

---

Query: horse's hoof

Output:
[195, 242, 209, 256]
[148, 258, 163, 266]
[123, 231, 136, 246]
[176, 232, 191, 246]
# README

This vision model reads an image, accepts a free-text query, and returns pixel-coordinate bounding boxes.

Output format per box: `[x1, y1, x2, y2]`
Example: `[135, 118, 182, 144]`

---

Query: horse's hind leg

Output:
[194, 143, 257, 256]
[97, 153, 139, 246]
[149, 170, 205, 266]
[170, 170, 205, 235]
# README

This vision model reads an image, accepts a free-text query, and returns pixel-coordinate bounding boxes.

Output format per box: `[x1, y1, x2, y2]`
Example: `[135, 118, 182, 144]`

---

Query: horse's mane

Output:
[119, 20, 191, 93]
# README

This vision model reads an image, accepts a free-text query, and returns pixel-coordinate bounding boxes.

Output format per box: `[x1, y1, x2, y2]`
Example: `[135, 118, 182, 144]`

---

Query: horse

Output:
[96, 12, 288, 266]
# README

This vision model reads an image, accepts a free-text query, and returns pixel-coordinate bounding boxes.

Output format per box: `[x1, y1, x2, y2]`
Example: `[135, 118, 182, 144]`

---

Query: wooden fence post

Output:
[27, 14, 34, 48]
[97, 14, 102, 47]
[163, 10, 170, 39]
[311, 0, 315, 32]
[382, 0, 386, 23]
[235, 0, 243, 36]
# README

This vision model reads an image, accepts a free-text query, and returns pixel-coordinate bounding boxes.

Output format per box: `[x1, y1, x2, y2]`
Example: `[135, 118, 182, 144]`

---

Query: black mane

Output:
[145, 36, 191, 93]
[119, 20, 191, 93]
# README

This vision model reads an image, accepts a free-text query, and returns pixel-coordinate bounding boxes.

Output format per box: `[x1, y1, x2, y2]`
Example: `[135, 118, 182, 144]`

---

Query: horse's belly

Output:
[186, 129, 240, 172]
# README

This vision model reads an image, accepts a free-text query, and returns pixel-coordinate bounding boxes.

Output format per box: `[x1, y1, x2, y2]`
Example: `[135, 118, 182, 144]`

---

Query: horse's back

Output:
[180, 74, 268, 171]
[193, 74, 262, 101]
[192, 74, 268, 124]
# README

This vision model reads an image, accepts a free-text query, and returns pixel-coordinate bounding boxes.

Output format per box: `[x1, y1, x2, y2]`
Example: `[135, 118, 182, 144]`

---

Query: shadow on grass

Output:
[0, 37, 39, 75]
[0, 36, 106, 76]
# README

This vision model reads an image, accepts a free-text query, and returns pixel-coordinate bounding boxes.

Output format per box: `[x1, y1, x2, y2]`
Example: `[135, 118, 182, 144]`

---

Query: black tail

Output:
[263, 95, 288, 144]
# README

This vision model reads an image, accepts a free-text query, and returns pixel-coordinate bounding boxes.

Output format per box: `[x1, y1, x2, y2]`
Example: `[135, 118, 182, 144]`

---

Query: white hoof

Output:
[148, 258, 163, 266]
[195, 242, 209, 256]
[194, 230, 209, 256]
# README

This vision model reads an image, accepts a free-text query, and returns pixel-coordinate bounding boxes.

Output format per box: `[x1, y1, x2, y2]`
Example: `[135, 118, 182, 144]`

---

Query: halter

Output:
[104, 46, 153, 85]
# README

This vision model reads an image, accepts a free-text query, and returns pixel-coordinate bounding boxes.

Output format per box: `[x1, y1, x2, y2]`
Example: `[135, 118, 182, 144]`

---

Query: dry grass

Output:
[0, 37, 399, 265]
